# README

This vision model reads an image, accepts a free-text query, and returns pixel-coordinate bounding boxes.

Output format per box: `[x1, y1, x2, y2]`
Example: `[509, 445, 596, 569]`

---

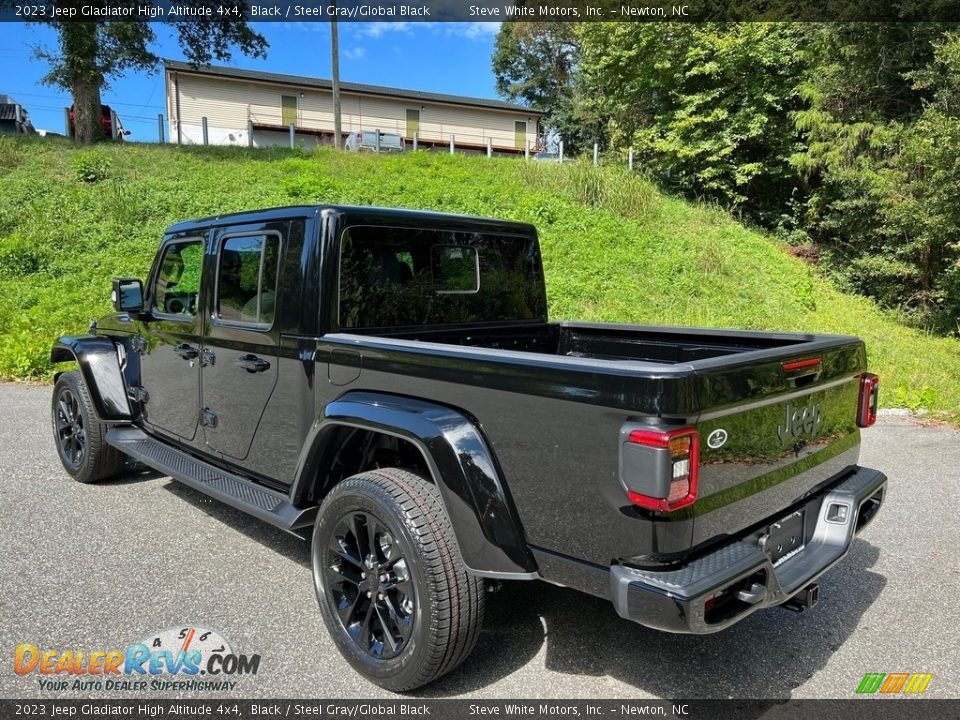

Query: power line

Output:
[6, 89, 164, 110]
[133, 79, 158, 122]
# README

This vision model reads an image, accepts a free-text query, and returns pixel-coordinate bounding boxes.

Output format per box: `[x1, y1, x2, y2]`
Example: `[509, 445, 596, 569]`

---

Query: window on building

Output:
[515, 121, 527, 150]
[281, 95, 297, 127]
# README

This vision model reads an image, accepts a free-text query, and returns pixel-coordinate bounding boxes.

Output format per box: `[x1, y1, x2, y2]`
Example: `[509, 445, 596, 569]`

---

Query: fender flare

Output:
[50, 336, 131, 422]
[292, 391, 538, 579]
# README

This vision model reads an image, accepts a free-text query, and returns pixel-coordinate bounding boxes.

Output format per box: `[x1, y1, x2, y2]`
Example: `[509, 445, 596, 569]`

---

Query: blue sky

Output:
[0, 21, 502, 139]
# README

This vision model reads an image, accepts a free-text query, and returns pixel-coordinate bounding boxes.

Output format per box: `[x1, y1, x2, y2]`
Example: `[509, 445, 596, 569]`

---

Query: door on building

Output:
[281, 95, 298, 127]
[515, 121, 527, 150]
[406, 109, 420, 139]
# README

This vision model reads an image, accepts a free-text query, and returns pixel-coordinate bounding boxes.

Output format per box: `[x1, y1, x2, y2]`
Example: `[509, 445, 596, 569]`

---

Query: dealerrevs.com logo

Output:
[13, 626, 261, 692]
[856, 672, 934, 695]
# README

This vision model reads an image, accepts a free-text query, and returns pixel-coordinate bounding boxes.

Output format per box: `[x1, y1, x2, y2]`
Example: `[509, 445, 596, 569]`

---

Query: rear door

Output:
[199, 222, 284, 461]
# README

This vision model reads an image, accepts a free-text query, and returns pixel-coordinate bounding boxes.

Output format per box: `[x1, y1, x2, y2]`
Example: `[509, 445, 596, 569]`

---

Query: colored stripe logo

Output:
[857, 672, 933, 695]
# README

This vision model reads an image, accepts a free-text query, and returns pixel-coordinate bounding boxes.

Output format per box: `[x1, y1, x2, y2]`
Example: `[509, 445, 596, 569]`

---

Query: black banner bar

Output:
[2, 0, 960, 23]
[1, 700, 959, 720]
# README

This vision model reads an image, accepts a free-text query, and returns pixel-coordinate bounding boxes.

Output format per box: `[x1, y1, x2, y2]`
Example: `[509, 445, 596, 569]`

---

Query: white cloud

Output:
[277, 22, 328, 34]
[424, 22, 502, 40]
[358, 22, 413, 38]
[344, 46, 367, 60]
[458, 22, 501, 39]
[349, 21, 499, 43]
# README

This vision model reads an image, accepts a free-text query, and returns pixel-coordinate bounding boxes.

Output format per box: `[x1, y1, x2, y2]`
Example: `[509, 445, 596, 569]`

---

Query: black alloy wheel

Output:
[325, 510, 416, 659]
[51, 371, 125, 483]
[312, 468, 484, 691]
[54, 386, 86, 469]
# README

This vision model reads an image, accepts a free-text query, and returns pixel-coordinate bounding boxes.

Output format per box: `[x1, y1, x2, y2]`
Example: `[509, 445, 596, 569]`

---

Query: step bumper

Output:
[610, 466, 887, 633]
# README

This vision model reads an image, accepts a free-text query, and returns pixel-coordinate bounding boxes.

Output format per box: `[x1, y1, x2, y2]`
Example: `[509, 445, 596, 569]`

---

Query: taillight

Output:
[623, 427, 699, 512]
[857, 373, 879, 428]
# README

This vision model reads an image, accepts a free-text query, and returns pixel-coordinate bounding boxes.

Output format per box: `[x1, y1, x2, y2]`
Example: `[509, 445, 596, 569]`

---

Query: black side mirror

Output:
[112, 278, 144, 315]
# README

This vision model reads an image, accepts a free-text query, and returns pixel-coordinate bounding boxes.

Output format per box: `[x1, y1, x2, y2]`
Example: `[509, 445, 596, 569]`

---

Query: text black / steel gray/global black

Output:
[49, 205, 887, 690]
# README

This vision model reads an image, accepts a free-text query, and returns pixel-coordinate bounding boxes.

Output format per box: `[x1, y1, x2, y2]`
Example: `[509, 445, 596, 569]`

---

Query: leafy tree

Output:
[576, 22, 808, 224]
[534, 21, 960, 331]
[792, 25, 958, 327]
[35, 11, 267, 144]
[492, 22, 604, 153]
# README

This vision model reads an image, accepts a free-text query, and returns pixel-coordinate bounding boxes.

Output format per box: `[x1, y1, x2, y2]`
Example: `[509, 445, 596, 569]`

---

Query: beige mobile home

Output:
[164, 60, 545, 153]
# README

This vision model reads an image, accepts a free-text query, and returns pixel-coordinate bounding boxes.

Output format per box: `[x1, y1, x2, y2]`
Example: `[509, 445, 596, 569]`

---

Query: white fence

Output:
[157, 112, 626, 167]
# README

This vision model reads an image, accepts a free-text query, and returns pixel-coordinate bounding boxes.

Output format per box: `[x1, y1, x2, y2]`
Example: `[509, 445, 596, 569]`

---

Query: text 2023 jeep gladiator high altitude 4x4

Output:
[50, 205, 886, 690]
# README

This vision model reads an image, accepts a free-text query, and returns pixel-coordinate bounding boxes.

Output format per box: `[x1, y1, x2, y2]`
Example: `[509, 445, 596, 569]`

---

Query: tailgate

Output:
[689, 338, 867, 549]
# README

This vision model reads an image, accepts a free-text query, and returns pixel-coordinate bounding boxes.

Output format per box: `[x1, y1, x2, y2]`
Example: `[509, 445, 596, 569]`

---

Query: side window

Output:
[216, 234, 279, 327]
[152, 240, 203, 318]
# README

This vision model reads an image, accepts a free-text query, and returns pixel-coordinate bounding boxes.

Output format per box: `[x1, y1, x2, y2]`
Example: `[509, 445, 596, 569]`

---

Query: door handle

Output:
[235, 354, 270, 373]
[173, 343, 199, 360]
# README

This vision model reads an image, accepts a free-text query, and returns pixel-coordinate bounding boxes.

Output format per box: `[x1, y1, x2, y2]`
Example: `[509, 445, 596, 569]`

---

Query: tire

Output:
[312, 468, 484, 691]
[51, 371, 125, 483]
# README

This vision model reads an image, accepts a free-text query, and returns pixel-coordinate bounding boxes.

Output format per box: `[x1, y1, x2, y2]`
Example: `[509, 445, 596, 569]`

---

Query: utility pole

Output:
[331, 10, 342, 150]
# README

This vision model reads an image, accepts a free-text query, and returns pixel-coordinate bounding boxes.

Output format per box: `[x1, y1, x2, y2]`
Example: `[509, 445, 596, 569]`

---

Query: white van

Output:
[344, 130, 405, 153]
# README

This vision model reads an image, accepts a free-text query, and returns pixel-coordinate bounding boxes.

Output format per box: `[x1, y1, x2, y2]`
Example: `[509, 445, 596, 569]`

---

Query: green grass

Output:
[1, 135, 958, 418]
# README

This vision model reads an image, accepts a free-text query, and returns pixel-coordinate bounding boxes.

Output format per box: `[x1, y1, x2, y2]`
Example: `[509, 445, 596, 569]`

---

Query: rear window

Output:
[338, 225, 546, 329]
[216, 233, 280, 328]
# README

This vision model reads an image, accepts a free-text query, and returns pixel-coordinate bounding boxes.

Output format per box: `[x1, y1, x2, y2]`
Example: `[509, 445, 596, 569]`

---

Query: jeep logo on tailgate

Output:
[778, 401, 823, 443]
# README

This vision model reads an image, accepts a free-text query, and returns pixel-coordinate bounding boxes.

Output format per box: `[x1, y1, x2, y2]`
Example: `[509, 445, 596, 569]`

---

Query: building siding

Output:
[167, 71, 540, 151]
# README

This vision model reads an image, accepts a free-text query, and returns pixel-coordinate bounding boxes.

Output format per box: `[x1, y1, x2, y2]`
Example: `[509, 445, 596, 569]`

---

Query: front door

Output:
[200, 224, 282, 461]
[406, 109, 420, 139]
[281, 95, 298, 127]
[138, 237, 206, 441]
[514, 120, 527, 150]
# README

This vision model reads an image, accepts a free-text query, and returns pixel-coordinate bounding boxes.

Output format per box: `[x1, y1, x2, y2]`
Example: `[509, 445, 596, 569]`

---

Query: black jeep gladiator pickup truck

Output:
[50, 205, 886, 690]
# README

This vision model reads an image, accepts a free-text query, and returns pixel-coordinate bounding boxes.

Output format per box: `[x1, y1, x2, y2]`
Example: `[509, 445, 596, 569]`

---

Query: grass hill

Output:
[0, 136, 957, 418]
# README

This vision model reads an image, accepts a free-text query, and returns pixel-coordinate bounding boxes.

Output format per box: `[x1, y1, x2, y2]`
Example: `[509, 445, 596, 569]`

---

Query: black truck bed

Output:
[367, 320, 817, 364]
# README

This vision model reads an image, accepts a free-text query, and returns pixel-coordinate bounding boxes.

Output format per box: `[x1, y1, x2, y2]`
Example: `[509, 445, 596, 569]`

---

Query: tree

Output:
[492, 22, 603, 153]
[791, 24, 957, 327]
[493, 20, 960, 331]
[36, 11, 267, 144]
[576, 23, 809, 223]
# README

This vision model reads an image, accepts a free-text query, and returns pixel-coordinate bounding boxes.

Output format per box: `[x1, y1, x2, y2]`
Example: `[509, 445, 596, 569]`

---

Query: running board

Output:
[105, 426, 317, 531]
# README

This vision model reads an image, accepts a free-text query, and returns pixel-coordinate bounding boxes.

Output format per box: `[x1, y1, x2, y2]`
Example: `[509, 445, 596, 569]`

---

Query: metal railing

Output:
[159, 113, 638, 170]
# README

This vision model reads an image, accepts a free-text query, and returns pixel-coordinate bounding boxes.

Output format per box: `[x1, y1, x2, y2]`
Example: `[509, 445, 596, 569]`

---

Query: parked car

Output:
[68, 104, 129, 140]
[51, 205, 885, 691]
[344, 130, 404, 152]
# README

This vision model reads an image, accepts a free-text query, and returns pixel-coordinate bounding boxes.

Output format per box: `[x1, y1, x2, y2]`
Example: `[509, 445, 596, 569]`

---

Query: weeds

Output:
[72, 150, 112, 183]
[0, 136, 22, 173]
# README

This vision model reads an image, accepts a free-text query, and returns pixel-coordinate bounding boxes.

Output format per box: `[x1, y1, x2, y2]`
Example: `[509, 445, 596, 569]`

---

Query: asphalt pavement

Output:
[0, 382, 957, 700]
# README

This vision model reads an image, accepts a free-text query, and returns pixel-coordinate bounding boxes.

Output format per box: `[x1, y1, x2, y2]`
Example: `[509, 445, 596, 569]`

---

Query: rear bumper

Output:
[610, 465, 886, 633]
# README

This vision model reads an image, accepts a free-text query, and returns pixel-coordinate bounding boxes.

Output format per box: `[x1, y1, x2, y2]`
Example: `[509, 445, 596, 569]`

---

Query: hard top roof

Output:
[164, 204, 536, 235]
